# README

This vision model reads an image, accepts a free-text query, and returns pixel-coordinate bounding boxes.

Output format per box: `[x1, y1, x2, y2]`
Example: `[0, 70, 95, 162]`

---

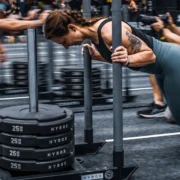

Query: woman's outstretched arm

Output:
[0, 10, 49, 32]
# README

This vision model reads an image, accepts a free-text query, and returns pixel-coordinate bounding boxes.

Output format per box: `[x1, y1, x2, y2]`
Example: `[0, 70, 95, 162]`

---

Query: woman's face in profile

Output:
[50, 25, 84, 48]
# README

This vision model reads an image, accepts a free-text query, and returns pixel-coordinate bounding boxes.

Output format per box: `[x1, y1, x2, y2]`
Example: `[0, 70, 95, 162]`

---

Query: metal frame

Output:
[74, 0, 106, 156]
[27, 29, 38, 112]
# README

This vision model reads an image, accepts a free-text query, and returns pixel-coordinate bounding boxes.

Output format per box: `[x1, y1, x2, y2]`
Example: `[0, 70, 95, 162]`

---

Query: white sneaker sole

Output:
[138, 112, 165, 118]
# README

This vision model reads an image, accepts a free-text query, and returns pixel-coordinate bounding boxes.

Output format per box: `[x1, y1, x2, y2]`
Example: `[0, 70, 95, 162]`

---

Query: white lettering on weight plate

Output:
[47, 149, 66, 157]
[49, 136, 68, 144]
[51, 124, 68, 132]
[11, 138, 22, 145]
[10, 163, 21, 170]
[12, 125, 23, 132]
[48, 161, 67, 170]
[9, 150, 20, 157]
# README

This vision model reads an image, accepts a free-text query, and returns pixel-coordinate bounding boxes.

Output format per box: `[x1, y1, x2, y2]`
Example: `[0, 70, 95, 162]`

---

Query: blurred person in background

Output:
[3, 0, 22, 43]
[0, 9, 49, 62]
[108, 0, 138, 13]
[137, 12, 180, 123]
[0, 40, 6, 62]
[127, 0, 138, 12]
[151, 12, 180, 42]
[0, 0, 10, 61]
[52, 0, 59, 9]
[4, 7, 42, 43]
[58, 0, 71, 10]
[7, 0, 22, 19]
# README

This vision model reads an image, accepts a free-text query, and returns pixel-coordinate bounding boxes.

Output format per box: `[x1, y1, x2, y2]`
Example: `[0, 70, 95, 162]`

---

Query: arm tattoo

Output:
[126, 31, 142, 53]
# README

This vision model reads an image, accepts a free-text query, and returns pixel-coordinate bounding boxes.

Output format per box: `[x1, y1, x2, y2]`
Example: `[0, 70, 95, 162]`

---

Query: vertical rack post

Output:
[83, 0, 93, 143]
[112, 1, 138, 179]
[27, 28, 38, 112]
[112, 0, 124, 178]
[47, 40, 54, 98]
[75, 0, 106, 155]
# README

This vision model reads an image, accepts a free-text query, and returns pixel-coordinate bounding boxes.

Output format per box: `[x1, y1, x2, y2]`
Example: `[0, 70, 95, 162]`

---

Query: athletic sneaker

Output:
[164, 107, 176, 124]
[137, 102, 167, 118]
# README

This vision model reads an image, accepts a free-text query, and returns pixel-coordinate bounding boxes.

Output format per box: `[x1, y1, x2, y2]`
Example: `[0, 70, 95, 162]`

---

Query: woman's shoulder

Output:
[122, 21, 132, 32]
[95, 18, 109, 27]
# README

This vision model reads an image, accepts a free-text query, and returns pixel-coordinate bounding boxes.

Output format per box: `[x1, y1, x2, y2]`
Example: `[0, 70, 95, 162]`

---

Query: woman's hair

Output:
[44, 10, 104, 39]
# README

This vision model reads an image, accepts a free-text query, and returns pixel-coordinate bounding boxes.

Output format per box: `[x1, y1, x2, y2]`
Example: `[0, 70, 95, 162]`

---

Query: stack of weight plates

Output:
[59, 67, 102, 98]
[12, 62, 48, 93]
[0, 104, 75, 173]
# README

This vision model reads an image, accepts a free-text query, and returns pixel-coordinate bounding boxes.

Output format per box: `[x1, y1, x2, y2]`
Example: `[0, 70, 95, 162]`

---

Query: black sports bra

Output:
[93, 18, 154, 70]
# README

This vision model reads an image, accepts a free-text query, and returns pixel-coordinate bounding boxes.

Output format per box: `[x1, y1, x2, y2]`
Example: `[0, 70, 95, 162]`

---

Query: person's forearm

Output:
[5, 9, 13, 16]
[22, 16, 32, 20]
[0, 19, 43, 31]
[162, 28, 180, 44]
[11, 20, 43, 31]
[168, 24, 180, 36]
[128, 50, 156, 67]
[0, 43, 5, 53]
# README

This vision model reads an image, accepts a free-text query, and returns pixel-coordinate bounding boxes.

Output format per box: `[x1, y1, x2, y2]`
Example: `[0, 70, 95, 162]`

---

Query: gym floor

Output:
[74, 108, 180, 180]
[2, 41, 180, 179]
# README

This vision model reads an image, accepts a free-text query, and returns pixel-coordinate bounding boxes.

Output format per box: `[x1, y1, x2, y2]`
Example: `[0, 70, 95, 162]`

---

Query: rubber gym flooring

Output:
[74, 108, 180, 180]
[1, 89, 180, 179]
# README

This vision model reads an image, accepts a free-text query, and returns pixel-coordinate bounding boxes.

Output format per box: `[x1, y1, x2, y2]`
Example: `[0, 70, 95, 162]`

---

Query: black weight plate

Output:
[13, 69, 46, 75]
[38, 62, 47, 69]
[38, 78, 47, 82]
[0, 117, 74, 135]
[13, 69, 27, 75]
[39, 73, 47, 78]
[38, 86, 48, 93]
[13, 62, 28, 69]
[14, 80, 47, 87]
[0, 104, 65, 122]
[4, 88, 28, 95]
[61, 67, 100, 77]
[60, 78, 101, 85]
[13, 77, 47, 83]
[0, 129, 74, 148]
[13, 62, 47, 70]
[14, 75, 46, 81]
[0, 140, 74, 161]
[5, 87, 46, 95]
[14, 75, 28, 81]
[62, 84, 101, 91]
[61, 67, 100, 71]
[13, 81, 27, 87]
[92, 92, 103, 97]
[56, 89, 102, 98]
[0, 107, 74, 135]
[14, 81, 27, 87]
[61, 72, 101, 78]
[0, 152, 74, 172]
